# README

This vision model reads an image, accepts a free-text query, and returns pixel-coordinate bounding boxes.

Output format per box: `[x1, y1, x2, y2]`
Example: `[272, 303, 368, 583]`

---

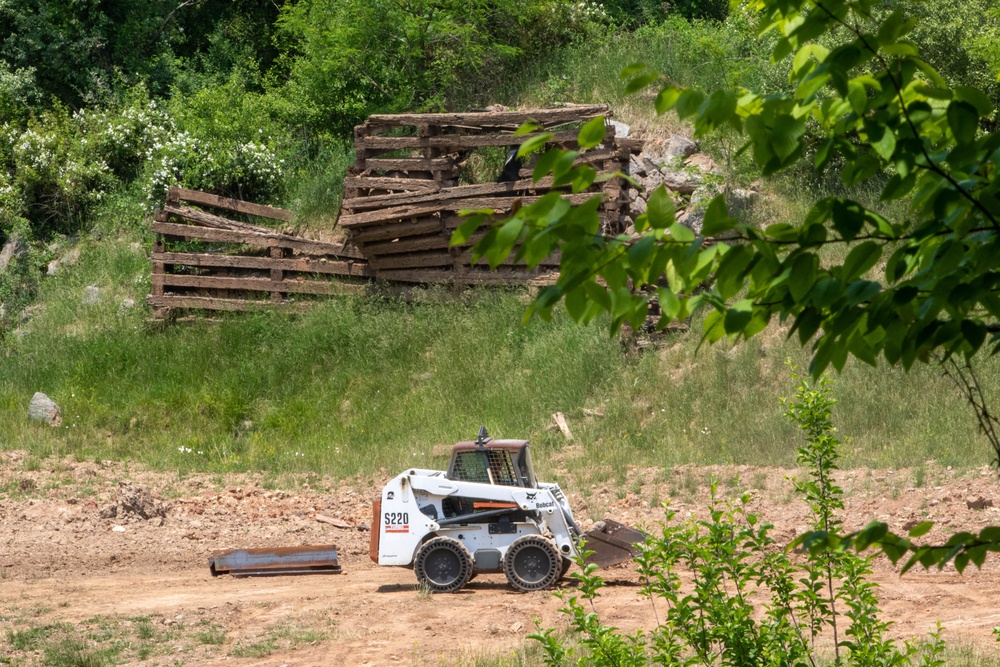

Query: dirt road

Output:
[3, 452, 1000, 665]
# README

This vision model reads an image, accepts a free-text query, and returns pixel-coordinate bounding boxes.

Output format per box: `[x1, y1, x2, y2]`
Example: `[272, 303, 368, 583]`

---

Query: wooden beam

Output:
[342, 176, 441, 193]
[358, 129, 580, 151]
[169, 187, 293, 222]
[360, 157, 457, 172]
[348, 219, 443, 244]
[162, 204, 276, 235]
[152, 222, 364, 259]
[339, 193, 599, 228]
[363, 233, 452, 256]
[341, 175, 583, 212]
[151, 252, 372, 277]
[146, 294, 305, 312]
[361, 105, 610, 130]
[154, 273, 368, 296]
[371, 251, 454, 270]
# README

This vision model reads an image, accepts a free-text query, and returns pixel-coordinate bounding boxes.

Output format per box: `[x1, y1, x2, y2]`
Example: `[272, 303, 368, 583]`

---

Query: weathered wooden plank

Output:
[146, 294, 303, 312]
[375, 268, 557, 285]
[343, 176, 441, 193]
[163, 204, 276, 235]
[359, 129, 580, 151]
[361, 157, 456, 172]
[348, 219, 443, 243]
[361, 105, 610, 130]
[170, 187, 293, 222]
[371, 251, 454, 270]
[362, 233, 452, 256]
[339, 193, 598, 228]
[341, 175, 581, 212]
[152, 222, 364, 259]
[151, 252, 372, 277]
[154, 273, 357, 296]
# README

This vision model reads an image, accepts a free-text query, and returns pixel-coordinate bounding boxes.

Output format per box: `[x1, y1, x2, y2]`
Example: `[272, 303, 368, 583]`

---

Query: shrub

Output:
[531, 374, 948, 666]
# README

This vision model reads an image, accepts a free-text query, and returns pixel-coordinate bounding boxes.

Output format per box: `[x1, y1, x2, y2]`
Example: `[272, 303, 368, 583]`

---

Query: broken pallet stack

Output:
[341, 104, 640, 285]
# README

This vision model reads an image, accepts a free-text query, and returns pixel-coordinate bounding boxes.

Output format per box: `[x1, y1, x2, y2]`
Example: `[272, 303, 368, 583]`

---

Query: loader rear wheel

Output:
[503, 535, 561, 592]
[414, 537, 473, 593]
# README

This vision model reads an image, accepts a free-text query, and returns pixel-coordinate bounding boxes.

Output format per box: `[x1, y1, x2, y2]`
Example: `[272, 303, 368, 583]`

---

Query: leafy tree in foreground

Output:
[456, 0, 1000, 570]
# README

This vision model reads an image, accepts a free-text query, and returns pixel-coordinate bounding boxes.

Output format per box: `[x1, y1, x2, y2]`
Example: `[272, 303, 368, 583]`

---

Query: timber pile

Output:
[341, 104, 641, 285]
[148, 186, 370, 317]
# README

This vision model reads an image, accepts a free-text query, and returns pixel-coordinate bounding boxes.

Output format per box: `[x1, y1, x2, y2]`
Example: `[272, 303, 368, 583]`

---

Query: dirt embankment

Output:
[2, 452, 1000, 666]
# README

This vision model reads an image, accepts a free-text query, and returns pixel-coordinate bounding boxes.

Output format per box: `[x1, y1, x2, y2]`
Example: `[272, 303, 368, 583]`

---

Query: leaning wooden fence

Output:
[148, 106, 642, 316]
[149, 187, 370, 317]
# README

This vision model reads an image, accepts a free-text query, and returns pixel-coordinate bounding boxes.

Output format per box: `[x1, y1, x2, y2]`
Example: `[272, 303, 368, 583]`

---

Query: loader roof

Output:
[450, 439, 528, 453]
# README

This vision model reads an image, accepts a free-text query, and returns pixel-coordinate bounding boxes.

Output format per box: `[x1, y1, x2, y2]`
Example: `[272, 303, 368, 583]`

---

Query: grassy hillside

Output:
[0, 228, 993, 484]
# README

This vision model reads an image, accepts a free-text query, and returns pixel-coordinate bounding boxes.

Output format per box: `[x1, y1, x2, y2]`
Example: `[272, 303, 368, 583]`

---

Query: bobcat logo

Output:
[526, 492, 537, 500]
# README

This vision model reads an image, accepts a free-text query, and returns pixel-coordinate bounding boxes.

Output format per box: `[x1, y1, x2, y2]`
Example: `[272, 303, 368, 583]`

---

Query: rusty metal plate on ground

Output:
[209, 545, 342, 578]
[583, 520, 647, 569]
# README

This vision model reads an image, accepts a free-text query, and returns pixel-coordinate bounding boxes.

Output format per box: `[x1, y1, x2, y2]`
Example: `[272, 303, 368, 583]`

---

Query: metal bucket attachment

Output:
[582, 520, 647, 568]
[209, 545, 342, 578]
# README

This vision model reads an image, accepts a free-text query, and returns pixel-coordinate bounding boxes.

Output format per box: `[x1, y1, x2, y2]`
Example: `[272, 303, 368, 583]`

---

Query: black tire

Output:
[414, 536, 473, 593]
[559, 556, 572, 579]
[503, 535, 562, 592]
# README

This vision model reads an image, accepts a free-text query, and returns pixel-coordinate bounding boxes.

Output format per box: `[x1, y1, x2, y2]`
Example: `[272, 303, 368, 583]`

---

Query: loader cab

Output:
[446, 431, 537, 489]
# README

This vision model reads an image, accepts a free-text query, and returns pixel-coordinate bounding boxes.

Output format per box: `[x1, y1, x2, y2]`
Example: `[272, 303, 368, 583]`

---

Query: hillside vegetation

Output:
[2, 0, 1000, 479]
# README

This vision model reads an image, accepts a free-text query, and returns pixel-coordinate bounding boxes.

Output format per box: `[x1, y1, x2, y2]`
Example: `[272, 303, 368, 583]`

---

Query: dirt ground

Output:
[3, 450, 1000, 666]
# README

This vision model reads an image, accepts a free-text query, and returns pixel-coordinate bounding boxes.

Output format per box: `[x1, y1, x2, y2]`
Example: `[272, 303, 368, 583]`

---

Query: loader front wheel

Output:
[414, 537, 473, 593]
[503, 535, 561, 592]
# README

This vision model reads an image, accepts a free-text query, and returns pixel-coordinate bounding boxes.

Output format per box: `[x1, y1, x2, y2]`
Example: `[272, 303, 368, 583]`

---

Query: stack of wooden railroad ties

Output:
[148, 104, 641, 318]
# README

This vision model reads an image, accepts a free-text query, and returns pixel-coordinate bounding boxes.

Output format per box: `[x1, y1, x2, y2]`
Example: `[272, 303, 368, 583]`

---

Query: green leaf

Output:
[909, 521, 933, 538]
[954, 85, 994, 116]
[578, 117, 606, 150]
[517, 132, 553, 158]
[947, 100, 979, 146]
[625, 71, 660, 95]
[451, 214, 487, 246]
[620, 63, 647, 79]
[646, 186, 675, 229]
[701, 196, 737, 236]
[655, 86, 683, 114]
[531, 148, 563, 182]
[840, 241, 882, 281]
[724, 299, 753, 335]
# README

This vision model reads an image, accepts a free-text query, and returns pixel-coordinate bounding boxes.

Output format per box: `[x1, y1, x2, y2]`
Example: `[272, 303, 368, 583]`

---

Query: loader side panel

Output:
[369, 498, 381, 564]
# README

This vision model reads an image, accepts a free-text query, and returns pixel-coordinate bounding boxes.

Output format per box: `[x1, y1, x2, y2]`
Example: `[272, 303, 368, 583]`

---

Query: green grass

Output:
[1, 232, 997, 484]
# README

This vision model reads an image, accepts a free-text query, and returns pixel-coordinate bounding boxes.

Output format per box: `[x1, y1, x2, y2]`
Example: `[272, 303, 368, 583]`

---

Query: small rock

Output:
[28, 392, 62, 426]
[111, 525, 126, 533]
[665, 136, 698, 160]
[82, 285, 101, 305]
[0, 236, 22, 271]
[119, 298, 136, 311]
[510, 622, 524, 633]
[316, 513, 353, 529]
[62, 247, 80, 266]
[46, 260, 60, 276]
[902, 518, 923, 532]
[357, 524, 370, 532]
[130, 242, 142, 254]
[685, 153, 721, 174]
[966, 496, 993, 510]
[98, 504, 118, 519]
[629, 154, 647, 178]
[726, 188, 760, 214]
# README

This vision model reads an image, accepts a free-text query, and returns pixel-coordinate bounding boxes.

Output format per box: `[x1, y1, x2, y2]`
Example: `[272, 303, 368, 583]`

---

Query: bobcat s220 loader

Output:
[370, 427, 645, 592]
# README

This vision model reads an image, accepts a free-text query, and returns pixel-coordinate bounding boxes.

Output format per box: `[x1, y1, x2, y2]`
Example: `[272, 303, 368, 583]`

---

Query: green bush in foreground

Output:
[532, 375, 948, 666]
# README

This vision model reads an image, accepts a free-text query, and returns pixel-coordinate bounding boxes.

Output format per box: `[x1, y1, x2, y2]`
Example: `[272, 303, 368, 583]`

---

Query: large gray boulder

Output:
[28, 392, 62, 426]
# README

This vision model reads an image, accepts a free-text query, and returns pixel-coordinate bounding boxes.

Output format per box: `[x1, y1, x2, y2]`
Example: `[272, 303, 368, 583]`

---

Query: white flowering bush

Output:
[78, 96, 175, 181]
[3, 111, 112, 235]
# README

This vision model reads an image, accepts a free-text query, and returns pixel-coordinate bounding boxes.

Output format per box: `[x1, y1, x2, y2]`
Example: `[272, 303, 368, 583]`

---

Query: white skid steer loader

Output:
[370, 427, 646, 593]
